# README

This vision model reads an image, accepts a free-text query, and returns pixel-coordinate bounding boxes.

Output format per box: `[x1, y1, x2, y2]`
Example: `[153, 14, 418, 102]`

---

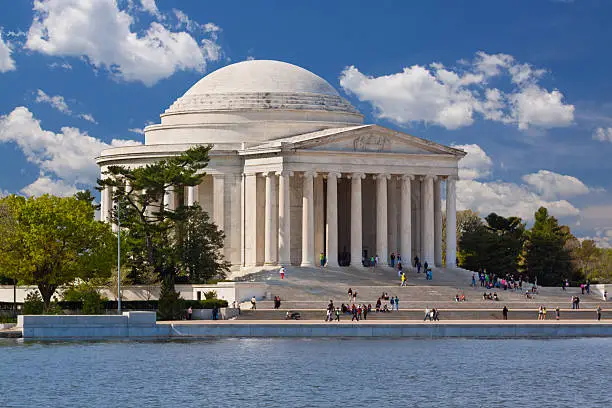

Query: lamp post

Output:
[114, 198, 122, 314]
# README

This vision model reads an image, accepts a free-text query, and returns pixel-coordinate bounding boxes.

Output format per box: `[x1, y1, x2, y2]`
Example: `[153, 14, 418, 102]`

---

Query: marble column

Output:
[278, 171, 291, 266]
[213, 175, 225, 231]
[326, 172, 340, 267]
[301, 171, 315, 267]
[376, 174, 389, 266]
[400, 175, 413, 269]
[264, 172, 277, 265]
[422, 175, 435, 266]
[243, 173, 257, 267]
[164, 186, 175, 211]
[388, 177, 398, 259]
[101, 185, 112, 223]
[187, 185, 199, 206]
[414, 178, 421, 261]
[350, 173, 365, 267]
[434, 177, 443, 267]
[446, 176, 458, 268]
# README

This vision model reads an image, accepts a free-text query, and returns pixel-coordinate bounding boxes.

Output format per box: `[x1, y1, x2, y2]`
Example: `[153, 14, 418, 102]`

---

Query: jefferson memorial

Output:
[97, 60, 465, 270]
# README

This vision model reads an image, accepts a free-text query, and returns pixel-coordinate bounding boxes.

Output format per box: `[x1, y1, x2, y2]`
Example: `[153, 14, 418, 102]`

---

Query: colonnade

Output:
[99, 171, 458, 270]
[248, 171, 457, 269]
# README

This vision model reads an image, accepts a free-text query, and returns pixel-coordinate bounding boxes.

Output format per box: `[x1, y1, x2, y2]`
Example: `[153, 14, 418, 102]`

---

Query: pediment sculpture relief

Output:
[353, 134, 390, 152]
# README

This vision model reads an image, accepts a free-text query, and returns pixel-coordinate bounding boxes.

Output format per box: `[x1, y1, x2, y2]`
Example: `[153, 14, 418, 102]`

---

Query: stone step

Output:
[236, 309, 610, 321]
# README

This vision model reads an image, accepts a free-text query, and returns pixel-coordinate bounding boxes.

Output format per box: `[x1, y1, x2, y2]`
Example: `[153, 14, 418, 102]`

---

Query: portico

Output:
[97, 60, 465, 271]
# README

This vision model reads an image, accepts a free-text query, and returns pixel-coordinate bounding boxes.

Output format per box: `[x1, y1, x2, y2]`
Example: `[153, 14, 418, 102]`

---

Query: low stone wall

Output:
[19, 315, 612, 340]
[166, 322, 612, 338]
[18, 312, 169, 340]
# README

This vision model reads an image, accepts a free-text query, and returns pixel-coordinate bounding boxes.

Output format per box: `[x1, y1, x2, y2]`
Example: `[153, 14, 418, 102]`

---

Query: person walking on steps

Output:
[279, 265, 285, 280]
[401, 272, 407, 287]
[319, 252, 325, 267]
[251, 296, 257, 310]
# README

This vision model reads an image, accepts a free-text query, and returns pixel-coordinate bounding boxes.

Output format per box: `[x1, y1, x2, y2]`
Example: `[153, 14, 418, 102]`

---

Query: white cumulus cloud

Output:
[0, 106, 139, 196]
[593, 127, 612, 142]
[128, 127, 145, 135]
[452, 144, 493, 180]
[25, 0, 221, 86]
[0, 30, 16, 73]
[21, 175, 79, 197]
[340, 51, 574, 131]
[140, 0, 162, 19]
[522, 170, 591, 200]
[35, 89, 97, 123]
[454, 143, 583, 220]
[509, 85, 574, 130]
[36, 89, 71, 114]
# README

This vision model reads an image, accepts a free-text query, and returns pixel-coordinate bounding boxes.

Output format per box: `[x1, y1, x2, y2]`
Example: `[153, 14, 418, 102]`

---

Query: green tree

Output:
[0, 195, 116, 311]
[75, 189, 100, 211]
[458, 212, 524, 274]
[521, 207, 575, 286]
[98, 145, 213, 280]
[176, 204, 229, 283]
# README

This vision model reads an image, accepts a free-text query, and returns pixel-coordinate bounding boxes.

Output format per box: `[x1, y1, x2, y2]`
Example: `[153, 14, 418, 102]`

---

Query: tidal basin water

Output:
[1, 338, 611, 407]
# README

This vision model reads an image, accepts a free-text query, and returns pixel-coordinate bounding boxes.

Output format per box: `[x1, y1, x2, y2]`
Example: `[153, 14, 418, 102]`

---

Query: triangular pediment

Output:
[281, 125, 465, 156]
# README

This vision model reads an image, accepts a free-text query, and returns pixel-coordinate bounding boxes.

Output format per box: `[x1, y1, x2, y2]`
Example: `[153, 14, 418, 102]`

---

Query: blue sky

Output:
[1, 0, 612, 245]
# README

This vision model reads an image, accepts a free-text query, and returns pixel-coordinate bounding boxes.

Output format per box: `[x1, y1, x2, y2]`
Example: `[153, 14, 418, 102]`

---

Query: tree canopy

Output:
[97, 145, 229, 284]
[454, 206, 612, 285]
[0, 194, 116, 310]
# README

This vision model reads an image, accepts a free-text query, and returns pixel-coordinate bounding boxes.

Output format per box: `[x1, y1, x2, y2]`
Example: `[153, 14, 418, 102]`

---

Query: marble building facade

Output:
[96, 60, 465, 270]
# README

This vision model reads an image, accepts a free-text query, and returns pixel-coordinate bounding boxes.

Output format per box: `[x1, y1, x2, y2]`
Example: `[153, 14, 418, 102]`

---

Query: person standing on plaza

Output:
[394, 295, 399, 311]
[390, 252, 396, 268]
[472, 273, 477, 288]
[279, 265, 285, 280]
[390, 296, 395, 312]
[596, 305, 602, 321]
[502, 305, 508, 320]
[414, 256, 419, 268]
[319, 252, 325, 267]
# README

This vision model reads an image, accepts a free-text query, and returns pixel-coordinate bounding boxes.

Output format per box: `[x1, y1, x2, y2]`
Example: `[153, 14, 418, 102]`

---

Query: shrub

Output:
[62, 283, 107, 315]
[0, 316, 17, 324]
[157, 279, 184, 320]
[203, 290, 217, 300]
[183, 299, 228, 309]
[23, 291, 44, 315]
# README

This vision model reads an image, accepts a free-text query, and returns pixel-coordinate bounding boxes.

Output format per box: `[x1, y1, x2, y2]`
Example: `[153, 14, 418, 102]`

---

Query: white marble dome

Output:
[183, 60, 341, 96]
[145, 60, 363, 146]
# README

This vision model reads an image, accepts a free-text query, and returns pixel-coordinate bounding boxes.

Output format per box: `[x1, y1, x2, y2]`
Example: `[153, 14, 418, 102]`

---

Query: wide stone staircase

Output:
[232, 264, 608, 321]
